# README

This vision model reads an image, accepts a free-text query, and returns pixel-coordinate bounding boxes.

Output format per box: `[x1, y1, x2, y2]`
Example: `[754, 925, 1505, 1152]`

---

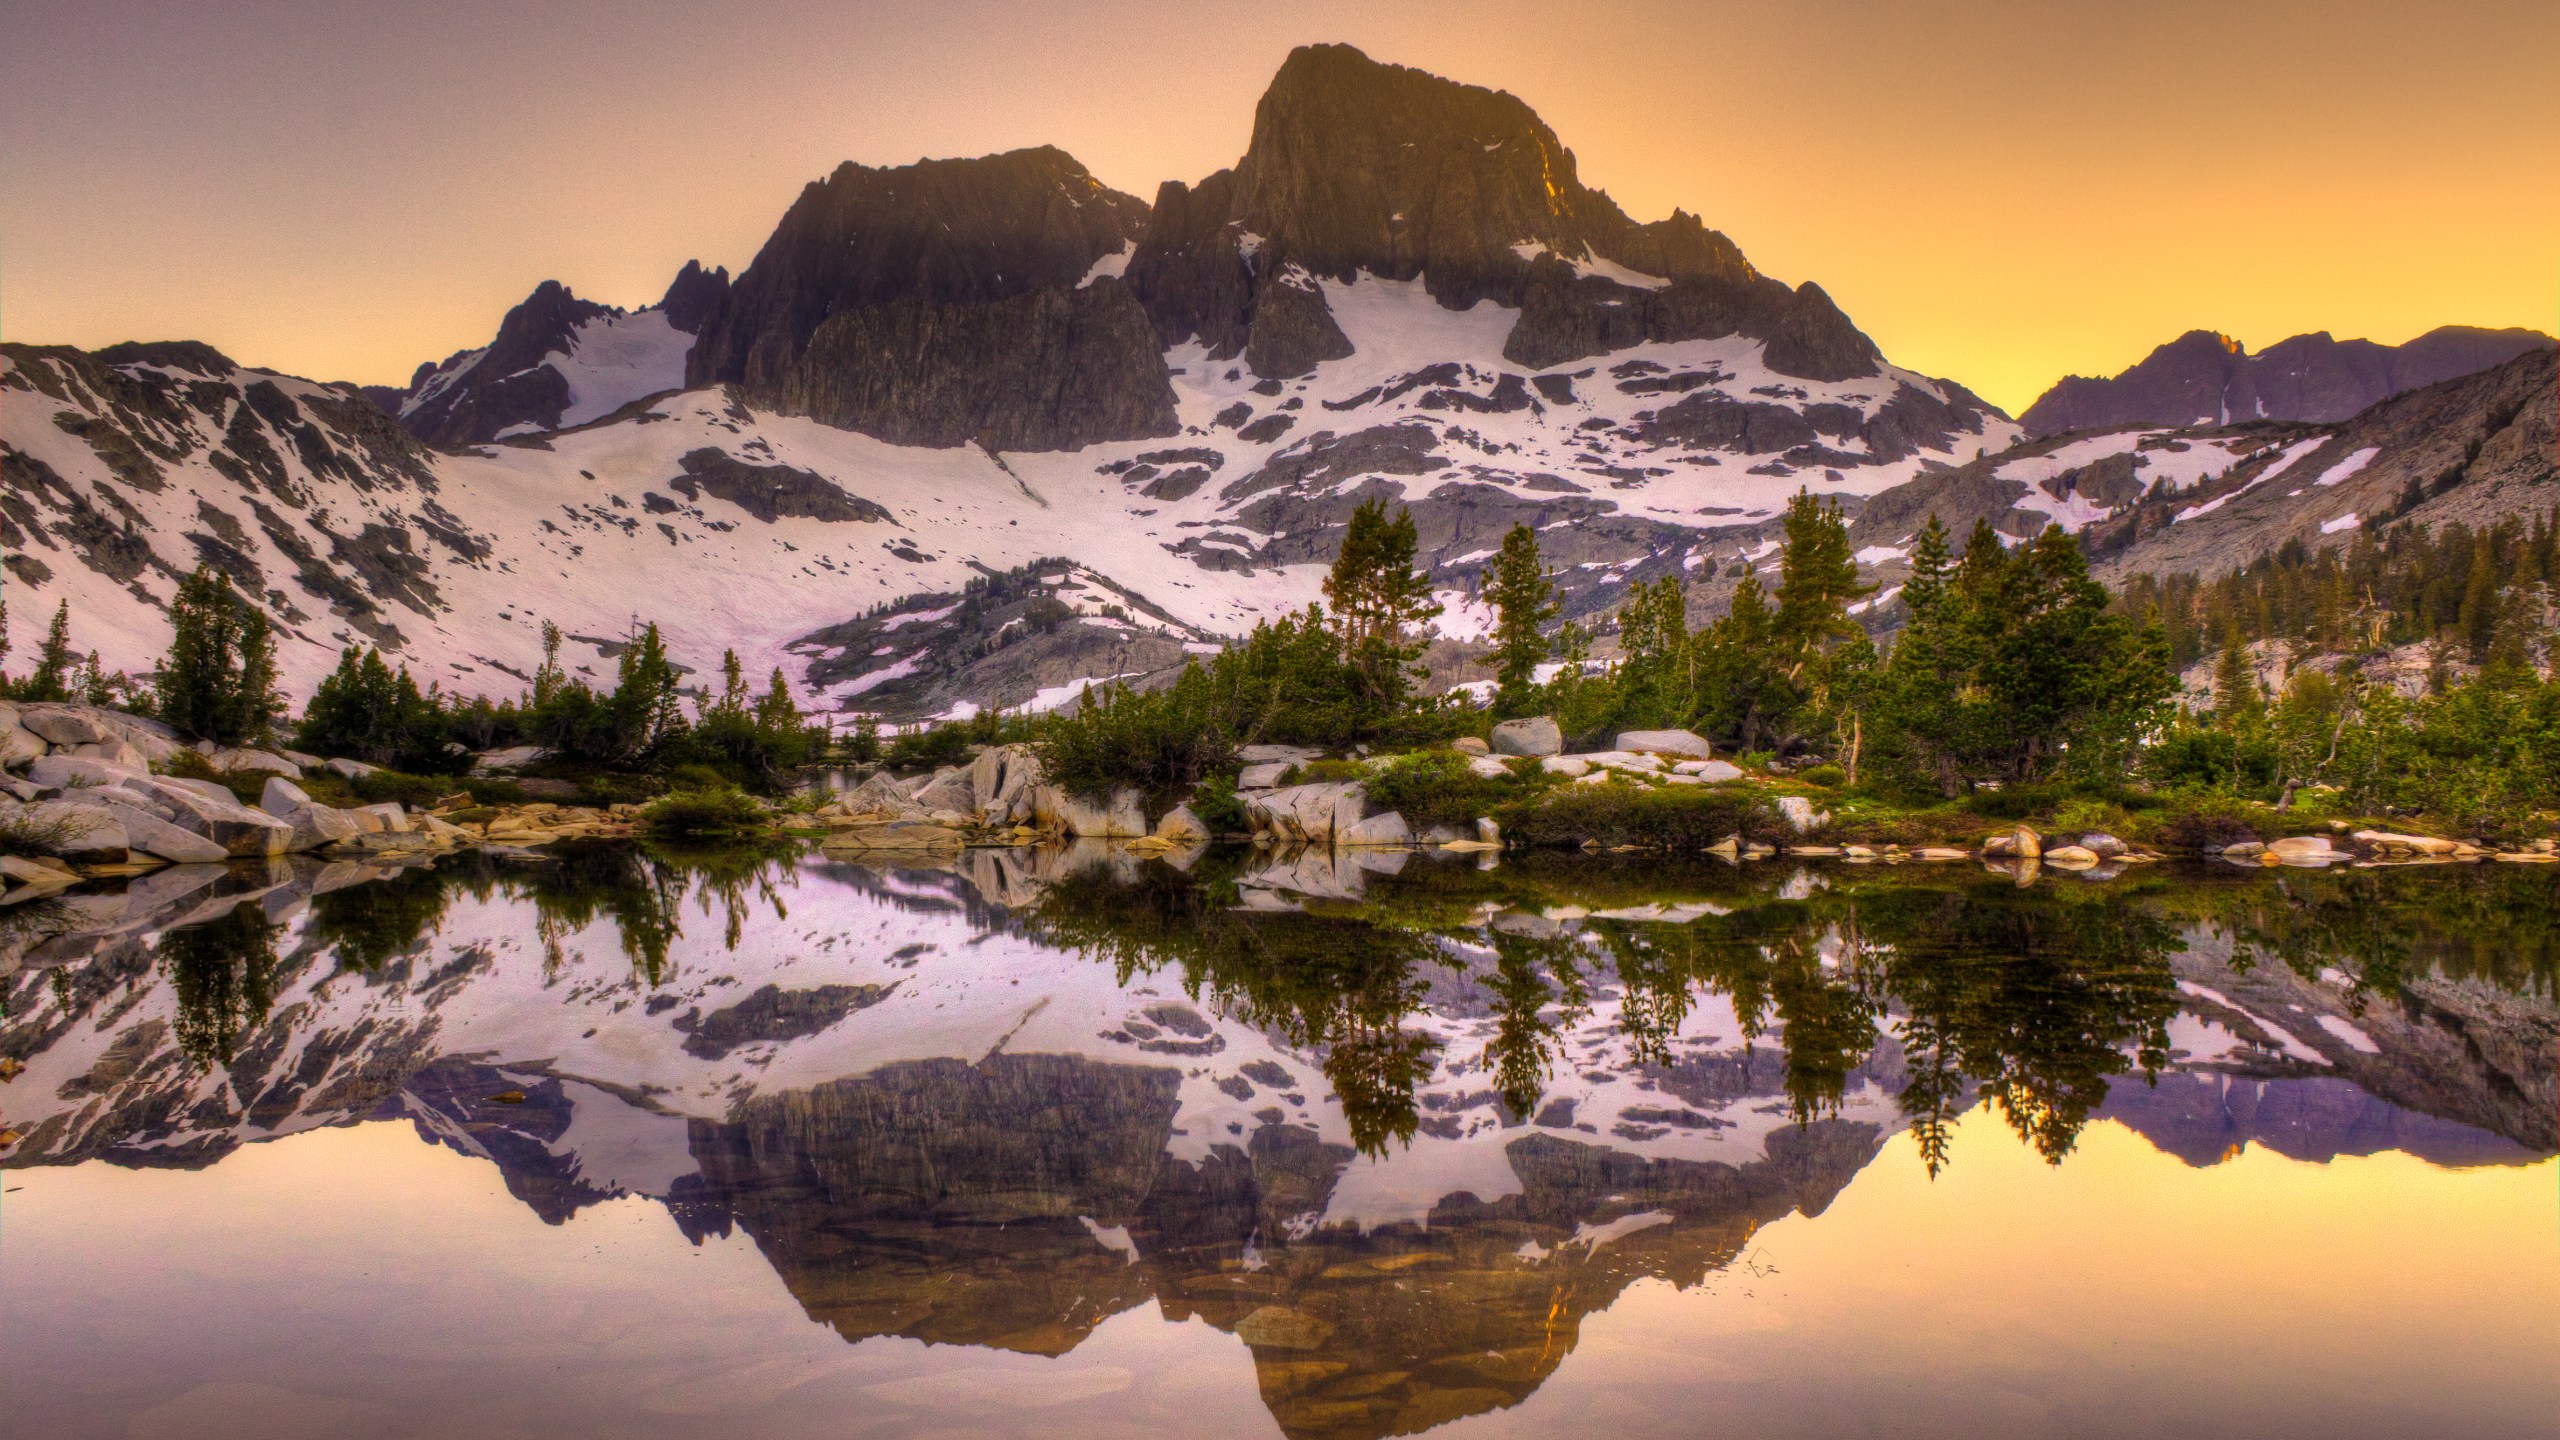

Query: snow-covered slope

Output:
[1, 267, 2011, 715]
[392, 274, 715, 447]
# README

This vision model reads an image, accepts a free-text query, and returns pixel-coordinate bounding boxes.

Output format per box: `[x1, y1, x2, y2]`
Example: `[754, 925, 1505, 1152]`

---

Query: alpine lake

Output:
[2, 836, 2552, 1440]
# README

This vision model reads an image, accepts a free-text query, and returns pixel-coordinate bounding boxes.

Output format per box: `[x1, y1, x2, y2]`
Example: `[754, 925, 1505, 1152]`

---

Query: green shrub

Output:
[1034, 671, 1236, 802]
[1188, 773, 1247, 836]
[1496, 783, 1782, 849]
[2145, 790, 2262, 850]
[1797, 764, 1847, 788]
[639, 789, 768, 840]
[160, 749, 281, 806]
[2048, 796, 2135, 837]
[884, 722, 976, 773]
[1362, 749, 1535, 829]
[1967, 782, 2068, 821]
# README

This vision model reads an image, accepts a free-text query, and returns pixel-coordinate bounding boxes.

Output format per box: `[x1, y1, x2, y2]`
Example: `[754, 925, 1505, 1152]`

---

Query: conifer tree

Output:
[155, 567, 282, 744]
[613, 622, 687, 758]
[1322, 499, 1442, 714]
[2213, 627, 2261, 726]
[22, 600, 76, 702]
[1483, 523, 1556, 718]
[1774, 490, 1872, 671]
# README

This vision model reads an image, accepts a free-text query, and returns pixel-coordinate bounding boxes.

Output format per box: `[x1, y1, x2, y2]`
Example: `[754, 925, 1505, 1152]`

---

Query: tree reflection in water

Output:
[165, 843, 808, 1065]
[1030, 855, 2193, 1173]
[161, 902, 282, 1068]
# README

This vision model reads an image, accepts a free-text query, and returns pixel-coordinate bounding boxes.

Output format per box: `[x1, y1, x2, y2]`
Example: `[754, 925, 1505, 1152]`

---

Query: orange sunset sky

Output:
[3, 0, 2552, 414]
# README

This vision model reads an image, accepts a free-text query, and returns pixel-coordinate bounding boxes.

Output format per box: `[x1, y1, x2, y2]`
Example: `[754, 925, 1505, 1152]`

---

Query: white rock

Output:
[1153, 805, 1211, 845]
[1340, 810, 1412, 848]
[1540, 756, 1592, 777]
[1490, 717, 1563, 758]
[30, 754, 147, 789]
[200, 746, 302, 777]
[1466, 755, 1512, 779]
[4, 800, 128, 862]
[1031, 784, 1149, 838]
[284, 804, 363, 851]
[1237, 762, 1293, 790]
[323, 757, 382, 779]
[1776, 796, 1827, 832]
[355, 803, 412, 835]
[1615, 729, 1712, 759]
[260, 777, 315, 818]
[1674, 759, 1745, 781]
[19, 710, 106, 746]
[472, 745, 548, 774]
[0, 724, 48, 768]
[1236, 744, 1320, 765]
[110, 806, 230, 864]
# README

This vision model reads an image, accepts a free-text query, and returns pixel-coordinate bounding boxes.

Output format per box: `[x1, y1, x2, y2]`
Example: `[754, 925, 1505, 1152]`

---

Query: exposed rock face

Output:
[656, 259, 731, 335]
[2021, 325, 2554, 437]
[779, 281, 1177, 449]
[687, 147, 1174, 451]
[400, 281, 612, 447]
[1124, 43, 1884, 383]
[664, 447, 889, 523]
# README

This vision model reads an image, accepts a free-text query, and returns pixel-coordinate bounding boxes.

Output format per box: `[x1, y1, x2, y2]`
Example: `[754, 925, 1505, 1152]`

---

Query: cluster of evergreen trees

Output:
[2117, 508, 2560, 672]
[296, 620, 822, 787]
[1037, 499, 1464, 797]
[1480, 497, 2171, 797]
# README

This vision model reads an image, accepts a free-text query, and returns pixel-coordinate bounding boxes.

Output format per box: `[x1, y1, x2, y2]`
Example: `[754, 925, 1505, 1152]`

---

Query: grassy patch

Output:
[639, 789, 770, 840]
[1361, 749, 1546, 829]
[1495, 782, 1784, 850]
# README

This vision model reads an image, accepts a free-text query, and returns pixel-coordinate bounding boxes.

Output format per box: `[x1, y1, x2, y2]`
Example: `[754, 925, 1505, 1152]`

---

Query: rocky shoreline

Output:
[9, 702, 2543, 912]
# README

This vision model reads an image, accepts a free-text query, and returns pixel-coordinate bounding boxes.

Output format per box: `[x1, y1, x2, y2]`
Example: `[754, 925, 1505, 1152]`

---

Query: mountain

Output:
[1847, 344, 2558, 594]
[684, 146, 1169, 451]
[387, 262, 728, 447]
[2020, 325, 2553, 437]
[1125, 43, 1888, 383]
[0, 43, 2015, 716]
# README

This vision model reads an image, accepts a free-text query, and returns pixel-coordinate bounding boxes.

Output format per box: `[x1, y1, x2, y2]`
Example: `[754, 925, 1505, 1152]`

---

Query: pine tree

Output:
[2457, 530, 2500, 662]
[754, 667, 803, 735]
[1322, 499, 1442, 714]
[1483, 523, 1556, 718]
[1774, 490, 1873, 670]
[22, 600, 76, 702]
[155, 567, 283, 744]
[613, 622, 686, 759]
[2213, 626, 2262, 727]
[1901, 513, 1953, 621]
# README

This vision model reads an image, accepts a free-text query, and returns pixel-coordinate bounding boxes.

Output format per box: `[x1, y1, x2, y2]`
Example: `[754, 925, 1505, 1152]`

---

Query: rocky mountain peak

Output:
[2022, 325, 2554, 437]
[658, 259, 731, 335]
[1126, 43, 1882, 384]
[683, 146, 1172, 451]
[1230, 43, 1620, 298]
[686, 147, 1149, 393]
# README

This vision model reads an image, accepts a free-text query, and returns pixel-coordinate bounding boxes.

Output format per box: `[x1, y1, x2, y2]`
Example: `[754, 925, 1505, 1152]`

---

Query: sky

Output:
[3, 0, 2553, 414]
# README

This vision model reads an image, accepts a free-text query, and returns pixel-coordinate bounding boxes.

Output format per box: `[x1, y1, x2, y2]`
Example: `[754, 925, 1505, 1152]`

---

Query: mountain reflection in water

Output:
[1, 842, 2552, 1439]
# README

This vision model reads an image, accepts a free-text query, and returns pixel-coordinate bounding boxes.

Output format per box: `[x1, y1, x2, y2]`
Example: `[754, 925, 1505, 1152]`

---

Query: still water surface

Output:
[2, 844, 2553, 1439]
